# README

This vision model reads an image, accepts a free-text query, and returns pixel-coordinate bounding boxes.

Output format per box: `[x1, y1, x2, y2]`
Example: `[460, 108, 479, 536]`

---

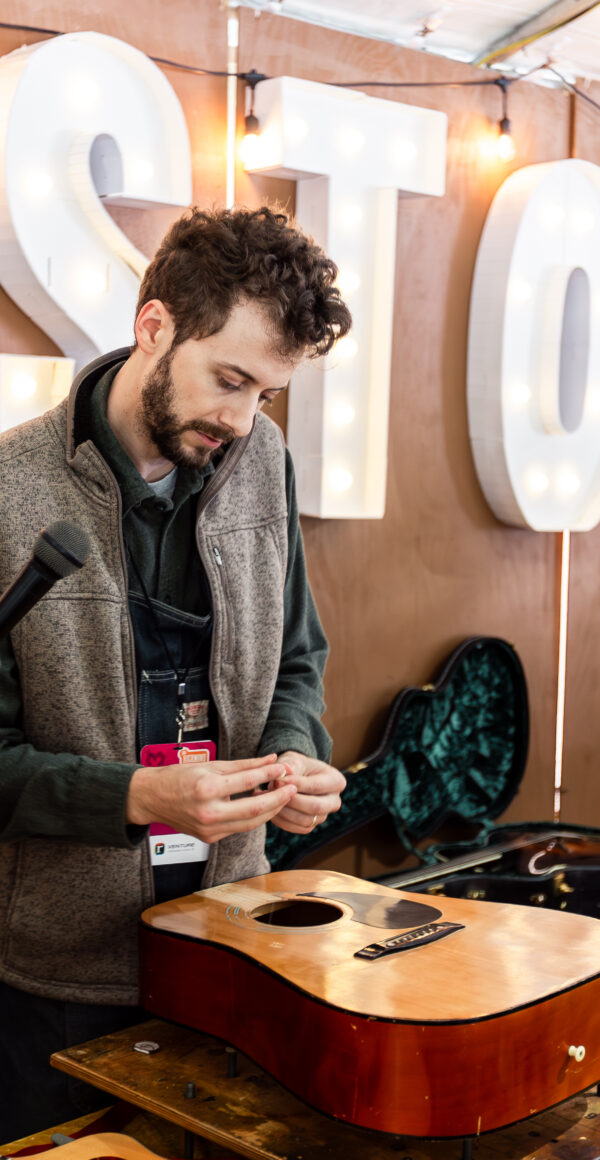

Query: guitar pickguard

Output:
[301, 889, 441, 928]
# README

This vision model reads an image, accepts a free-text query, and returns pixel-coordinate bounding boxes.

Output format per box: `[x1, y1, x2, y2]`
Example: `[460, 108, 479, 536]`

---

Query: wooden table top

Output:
[34, 1018, 600, 1160]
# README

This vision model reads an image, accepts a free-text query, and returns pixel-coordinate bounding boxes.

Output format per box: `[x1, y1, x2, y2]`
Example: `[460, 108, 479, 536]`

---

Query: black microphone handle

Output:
[0, 557, 58, 639]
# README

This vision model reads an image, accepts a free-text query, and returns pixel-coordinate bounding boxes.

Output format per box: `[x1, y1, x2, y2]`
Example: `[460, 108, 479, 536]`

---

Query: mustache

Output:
[178, 419, 236, 444]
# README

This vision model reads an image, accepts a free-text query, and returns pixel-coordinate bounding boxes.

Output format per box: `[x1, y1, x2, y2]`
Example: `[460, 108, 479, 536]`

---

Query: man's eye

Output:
[260, 396, 275, 408]
[218, 377, 240, 391]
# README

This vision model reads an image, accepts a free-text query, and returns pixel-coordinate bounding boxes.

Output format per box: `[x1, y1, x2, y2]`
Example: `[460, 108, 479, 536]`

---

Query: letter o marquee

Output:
[468, 159, 600, 531]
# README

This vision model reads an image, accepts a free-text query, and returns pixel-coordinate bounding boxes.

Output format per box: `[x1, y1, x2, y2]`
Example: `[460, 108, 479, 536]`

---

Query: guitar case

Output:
[265, 636, 600, 918]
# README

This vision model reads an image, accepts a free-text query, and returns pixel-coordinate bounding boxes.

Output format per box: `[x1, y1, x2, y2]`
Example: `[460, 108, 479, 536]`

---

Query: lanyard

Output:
[126, 543, 206, 741]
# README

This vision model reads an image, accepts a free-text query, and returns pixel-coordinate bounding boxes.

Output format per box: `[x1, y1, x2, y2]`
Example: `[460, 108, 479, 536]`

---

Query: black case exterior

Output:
[380, 824, 600, 921]
[266, 636, 600, 921]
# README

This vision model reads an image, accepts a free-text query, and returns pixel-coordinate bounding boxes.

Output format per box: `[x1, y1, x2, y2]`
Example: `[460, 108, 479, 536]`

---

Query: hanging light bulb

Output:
[240, 110, 260, 167]
[497, 115, 515, 161]
[495, 77, 515, 162]
[239, 69, 266, 167]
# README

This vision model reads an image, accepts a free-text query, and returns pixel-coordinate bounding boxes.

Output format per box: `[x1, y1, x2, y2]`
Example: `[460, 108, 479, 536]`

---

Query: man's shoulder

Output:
[0, 398, 67, 466]
[253, 409, 285, 447]
[234, 410, 286, 484]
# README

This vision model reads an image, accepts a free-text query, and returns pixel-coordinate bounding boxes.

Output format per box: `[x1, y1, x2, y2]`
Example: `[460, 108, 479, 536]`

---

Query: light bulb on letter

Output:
[329, 467, 353, 493]
[10, 373, 37, 400]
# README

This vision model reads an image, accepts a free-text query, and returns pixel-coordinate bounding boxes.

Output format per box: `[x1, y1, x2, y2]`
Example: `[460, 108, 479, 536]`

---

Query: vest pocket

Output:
[5, 838, 148, 996]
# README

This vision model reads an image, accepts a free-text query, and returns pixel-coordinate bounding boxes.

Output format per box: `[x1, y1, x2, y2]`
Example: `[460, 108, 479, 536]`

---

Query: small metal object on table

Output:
[49, 1019, 600, 1160]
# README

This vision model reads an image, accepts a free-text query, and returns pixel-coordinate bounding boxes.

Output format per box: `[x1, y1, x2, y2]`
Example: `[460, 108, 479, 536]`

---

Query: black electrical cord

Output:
[0, 16, 595, 119]
[545, 65, 600, 116]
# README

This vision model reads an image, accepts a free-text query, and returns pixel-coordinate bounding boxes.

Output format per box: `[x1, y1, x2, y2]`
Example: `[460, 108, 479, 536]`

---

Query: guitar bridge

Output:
[355, 921, 464, 959]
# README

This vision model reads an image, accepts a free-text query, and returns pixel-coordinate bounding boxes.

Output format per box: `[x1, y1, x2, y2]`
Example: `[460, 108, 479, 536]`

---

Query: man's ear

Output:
[134, 300, 174, 355]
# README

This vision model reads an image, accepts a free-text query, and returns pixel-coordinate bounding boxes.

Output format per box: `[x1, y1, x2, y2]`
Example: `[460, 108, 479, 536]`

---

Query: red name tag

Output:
[140, 740, 216, 767]
[140, 740, 216, 863]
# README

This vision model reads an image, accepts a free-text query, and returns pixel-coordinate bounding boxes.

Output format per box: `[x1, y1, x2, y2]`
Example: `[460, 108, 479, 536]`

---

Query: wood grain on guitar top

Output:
[139, 870, 600, 1138]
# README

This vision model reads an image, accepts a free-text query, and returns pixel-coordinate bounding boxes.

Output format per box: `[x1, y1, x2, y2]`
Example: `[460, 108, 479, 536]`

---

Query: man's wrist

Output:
[258, 735, 317, 761]
[126, 766, 154, 825]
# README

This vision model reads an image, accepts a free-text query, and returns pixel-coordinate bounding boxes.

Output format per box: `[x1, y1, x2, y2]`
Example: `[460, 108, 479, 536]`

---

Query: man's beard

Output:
[139, 349, 234, 469]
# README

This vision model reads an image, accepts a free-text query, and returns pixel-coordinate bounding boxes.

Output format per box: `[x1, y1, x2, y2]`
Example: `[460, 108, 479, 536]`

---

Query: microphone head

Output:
[34, 521, 91, 578]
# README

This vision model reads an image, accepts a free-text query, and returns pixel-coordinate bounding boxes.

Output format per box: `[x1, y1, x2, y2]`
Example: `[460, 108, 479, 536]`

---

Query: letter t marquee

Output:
[245, 76, 447, 518]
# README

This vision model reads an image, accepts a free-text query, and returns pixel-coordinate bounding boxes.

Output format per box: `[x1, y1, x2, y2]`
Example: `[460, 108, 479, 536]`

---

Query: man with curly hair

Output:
[0, 207, 352, 1139]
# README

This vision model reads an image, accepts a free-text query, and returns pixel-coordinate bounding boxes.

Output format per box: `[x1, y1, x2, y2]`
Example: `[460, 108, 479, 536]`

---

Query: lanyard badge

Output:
[141, 740, 216, 864]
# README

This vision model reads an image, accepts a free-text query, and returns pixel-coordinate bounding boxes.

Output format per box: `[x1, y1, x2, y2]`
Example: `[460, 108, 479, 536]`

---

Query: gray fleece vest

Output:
[0, 352, 287, 1004]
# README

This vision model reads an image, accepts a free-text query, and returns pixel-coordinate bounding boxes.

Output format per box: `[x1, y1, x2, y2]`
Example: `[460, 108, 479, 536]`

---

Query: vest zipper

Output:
[211, 544, 233, 665]
[195, 438, 252, 764]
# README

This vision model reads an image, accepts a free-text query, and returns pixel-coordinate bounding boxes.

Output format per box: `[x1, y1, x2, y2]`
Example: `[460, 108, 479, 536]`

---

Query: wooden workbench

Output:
[0, 1019, 585, 1160]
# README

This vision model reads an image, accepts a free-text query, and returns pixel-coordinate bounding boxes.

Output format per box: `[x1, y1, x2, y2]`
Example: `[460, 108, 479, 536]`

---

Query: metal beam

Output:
[473, 0, 600, 66]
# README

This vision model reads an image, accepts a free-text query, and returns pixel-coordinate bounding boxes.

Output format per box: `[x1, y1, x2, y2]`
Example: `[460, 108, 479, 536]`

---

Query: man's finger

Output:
[202, 782, 297, 828]
[273, 770, 346, 795]
[276, 792, 341, 818]
[217, 763, 289, 797]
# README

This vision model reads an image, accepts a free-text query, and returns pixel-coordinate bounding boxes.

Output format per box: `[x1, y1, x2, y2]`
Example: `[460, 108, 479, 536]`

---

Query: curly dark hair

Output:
[136, 206, 352, 357]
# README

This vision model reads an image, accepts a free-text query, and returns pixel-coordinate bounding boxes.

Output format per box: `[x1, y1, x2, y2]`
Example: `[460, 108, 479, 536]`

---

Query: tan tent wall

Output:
[0, 2, 599, 876]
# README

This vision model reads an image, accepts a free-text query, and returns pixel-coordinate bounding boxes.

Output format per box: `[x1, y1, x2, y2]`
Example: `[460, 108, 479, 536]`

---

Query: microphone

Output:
[0, 520, 91, 638]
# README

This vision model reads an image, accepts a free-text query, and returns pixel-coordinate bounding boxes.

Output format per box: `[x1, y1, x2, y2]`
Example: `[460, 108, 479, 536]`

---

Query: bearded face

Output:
[139, 346, 235, 470]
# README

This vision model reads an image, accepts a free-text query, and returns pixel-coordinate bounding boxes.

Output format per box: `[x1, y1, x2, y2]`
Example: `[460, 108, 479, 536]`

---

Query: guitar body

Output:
[139, 870, 600, 1138]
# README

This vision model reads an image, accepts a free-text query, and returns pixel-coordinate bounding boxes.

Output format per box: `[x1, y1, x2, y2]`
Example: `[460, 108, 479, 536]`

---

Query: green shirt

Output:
[0, 366, 331, 846]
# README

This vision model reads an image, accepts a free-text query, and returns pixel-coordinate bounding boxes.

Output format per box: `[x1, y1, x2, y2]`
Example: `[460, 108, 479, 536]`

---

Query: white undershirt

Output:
[147, 468, 178, 501]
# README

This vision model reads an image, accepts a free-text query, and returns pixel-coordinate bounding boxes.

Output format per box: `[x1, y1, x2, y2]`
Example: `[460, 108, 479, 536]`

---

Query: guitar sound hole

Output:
[251, 899, 344, 927]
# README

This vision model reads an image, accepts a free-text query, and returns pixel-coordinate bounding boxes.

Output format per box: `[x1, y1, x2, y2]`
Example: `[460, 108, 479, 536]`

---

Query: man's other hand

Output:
[268, 751, 346, 834]
[126, 755, 297, 844]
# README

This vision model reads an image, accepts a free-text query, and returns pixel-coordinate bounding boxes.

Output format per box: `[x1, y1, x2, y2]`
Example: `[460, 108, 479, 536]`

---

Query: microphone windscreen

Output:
[33, 521, 91, 578]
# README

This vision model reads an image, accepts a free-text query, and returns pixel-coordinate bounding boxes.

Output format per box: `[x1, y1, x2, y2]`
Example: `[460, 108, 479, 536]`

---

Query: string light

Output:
[495, 77, 516, 162]
[240, 68, 267, 166]
[9, 20, 600, 202]
[236, 65, 522, 171]
[6, 18, 600, 173]
[2, 16, 600, 136]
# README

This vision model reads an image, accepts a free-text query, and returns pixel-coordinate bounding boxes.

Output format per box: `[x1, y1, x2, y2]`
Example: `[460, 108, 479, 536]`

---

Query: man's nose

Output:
[219, 391, 260, 438]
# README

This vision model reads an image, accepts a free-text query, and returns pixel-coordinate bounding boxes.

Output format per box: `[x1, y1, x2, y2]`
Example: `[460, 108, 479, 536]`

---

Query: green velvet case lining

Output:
[266, 637, 529, 872]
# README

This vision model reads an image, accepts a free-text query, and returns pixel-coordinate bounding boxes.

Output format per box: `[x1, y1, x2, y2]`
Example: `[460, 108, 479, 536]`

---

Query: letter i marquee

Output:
[244, 77, 447, 519]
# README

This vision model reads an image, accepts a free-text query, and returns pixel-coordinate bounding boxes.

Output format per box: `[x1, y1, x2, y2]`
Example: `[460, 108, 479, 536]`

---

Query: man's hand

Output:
[126, 755, 297, 844]
[268, 751, 346, 834]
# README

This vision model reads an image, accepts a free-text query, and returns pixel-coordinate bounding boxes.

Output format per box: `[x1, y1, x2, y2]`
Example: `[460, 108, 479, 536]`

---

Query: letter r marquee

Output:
[245, 77, 447, 519]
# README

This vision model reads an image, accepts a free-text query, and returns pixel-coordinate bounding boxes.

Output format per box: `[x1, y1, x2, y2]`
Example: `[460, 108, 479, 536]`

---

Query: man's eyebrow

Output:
[219, 362, 258, 384]
[219, 362, 287, 391]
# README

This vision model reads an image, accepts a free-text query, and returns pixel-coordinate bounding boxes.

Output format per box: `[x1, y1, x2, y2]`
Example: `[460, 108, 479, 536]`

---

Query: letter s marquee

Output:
[0, 31, 192, 369]
[468, 159, 600, 532]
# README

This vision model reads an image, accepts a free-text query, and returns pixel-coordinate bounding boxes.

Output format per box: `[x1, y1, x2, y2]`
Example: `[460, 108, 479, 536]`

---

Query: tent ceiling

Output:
[238, 1, 600, 83]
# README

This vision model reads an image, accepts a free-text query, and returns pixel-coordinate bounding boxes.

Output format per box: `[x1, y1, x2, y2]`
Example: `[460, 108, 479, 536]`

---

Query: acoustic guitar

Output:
[139, 869, 600, 1139]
